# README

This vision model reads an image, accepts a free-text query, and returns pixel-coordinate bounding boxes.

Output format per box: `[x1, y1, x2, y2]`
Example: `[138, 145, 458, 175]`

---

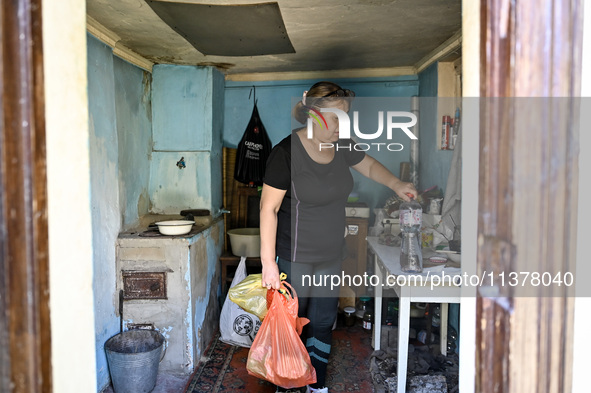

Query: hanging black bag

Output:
[234, 101, 272, 186]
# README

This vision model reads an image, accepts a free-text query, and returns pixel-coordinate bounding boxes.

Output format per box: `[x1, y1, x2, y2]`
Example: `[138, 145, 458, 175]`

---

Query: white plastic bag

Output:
[220, 256, 261, 347]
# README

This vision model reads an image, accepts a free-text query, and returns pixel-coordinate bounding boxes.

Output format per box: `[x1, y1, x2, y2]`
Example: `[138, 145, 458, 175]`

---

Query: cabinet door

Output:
[344, 217, 368, 279]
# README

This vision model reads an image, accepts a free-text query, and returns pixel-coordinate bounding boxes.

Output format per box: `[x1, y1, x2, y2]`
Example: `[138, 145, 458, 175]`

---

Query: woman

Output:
[260, 81, 417, 393]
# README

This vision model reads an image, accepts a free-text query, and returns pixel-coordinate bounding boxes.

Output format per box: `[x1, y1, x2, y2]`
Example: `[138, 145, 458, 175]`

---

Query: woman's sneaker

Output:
[306, 386, 328, 393]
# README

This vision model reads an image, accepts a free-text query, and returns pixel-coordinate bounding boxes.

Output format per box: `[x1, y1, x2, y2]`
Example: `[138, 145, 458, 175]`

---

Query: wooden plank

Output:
[477, 0, 582, 392]
[0, 0, 51, 391]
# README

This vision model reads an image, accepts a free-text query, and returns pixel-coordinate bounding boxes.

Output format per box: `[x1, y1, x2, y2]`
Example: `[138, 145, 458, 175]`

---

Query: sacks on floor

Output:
[246, 282, 316, 388]
[220, 257, 261, 347]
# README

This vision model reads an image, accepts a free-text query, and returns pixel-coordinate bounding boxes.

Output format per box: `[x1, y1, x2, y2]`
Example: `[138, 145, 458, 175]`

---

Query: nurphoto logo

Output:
[307, 107, 418, 152]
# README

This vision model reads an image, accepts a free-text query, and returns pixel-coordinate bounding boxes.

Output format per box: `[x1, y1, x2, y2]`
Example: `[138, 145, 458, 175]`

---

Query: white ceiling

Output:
[86, 0, 462, 76]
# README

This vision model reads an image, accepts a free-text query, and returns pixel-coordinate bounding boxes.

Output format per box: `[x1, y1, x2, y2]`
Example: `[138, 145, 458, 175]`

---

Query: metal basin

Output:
[227, 228, 260, 257]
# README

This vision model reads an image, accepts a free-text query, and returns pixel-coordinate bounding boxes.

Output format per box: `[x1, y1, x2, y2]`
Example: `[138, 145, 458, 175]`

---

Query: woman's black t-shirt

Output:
[263, 131, 365, 263]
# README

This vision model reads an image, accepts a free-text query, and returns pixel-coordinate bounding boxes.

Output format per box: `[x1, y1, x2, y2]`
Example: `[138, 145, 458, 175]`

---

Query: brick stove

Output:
[116, 216, 223, 375]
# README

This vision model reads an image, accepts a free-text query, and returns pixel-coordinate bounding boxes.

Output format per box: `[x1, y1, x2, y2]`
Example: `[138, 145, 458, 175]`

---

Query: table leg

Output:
[440, 302, 449, 356]
[221, 259, 228, 298]
[397, 288, 411, 393]
[374, 253, 382, 350]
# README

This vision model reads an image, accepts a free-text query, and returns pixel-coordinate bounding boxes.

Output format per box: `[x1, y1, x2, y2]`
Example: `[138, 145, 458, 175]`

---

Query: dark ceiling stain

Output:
[196, 62, 236, 71]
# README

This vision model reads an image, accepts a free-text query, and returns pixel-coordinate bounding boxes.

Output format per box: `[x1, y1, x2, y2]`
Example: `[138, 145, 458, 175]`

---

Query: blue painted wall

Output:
[149, 151, 212, 212]
[150, 65, 224, 213]
[114, 56, 153, 229]
[88, 46, 226, 389]
[224, 77, 418, 146]
[87, 34, 122, 391]
[210, 70, 225, 214]
[223, 76, 448, 213]
[418, 63, 454, 192]
[152, 65, 212, 151]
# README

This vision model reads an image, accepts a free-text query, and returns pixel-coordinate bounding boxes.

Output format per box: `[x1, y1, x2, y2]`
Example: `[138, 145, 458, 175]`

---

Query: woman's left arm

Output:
[352, 155, 417, 201]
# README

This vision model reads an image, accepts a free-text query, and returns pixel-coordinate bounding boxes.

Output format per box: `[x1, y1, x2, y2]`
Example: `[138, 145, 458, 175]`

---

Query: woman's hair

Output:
[292, 81, 355, 124]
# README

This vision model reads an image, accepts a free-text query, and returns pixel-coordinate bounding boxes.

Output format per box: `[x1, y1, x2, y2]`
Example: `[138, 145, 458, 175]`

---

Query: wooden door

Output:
[477, 0, 582, 392]
[0, 0, 52, 391]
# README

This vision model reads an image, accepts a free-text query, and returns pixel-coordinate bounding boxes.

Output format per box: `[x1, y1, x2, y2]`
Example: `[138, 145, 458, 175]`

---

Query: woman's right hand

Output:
[261, 260, 282, 290]
[392, 180, 418, 201]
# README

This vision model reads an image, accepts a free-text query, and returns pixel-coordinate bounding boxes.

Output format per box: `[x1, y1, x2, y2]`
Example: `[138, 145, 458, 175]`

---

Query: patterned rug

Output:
[185, 323, 374, 393]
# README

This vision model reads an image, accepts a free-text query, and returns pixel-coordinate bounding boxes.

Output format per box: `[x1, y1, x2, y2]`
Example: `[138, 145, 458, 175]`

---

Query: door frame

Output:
[0, 0, 52, 391]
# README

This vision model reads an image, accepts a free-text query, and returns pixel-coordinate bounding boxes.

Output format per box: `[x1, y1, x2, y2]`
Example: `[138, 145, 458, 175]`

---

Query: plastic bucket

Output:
[105, 330, 165, 393]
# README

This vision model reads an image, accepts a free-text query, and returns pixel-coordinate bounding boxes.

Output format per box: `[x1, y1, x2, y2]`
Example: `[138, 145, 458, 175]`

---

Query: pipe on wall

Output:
[410, 95, 420, 189]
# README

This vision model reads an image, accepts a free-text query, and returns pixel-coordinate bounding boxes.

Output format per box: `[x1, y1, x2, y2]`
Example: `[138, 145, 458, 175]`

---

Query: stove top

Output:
[139, 229, 164, 237]
[139, 226, 204, 237]
[119, 224, 205, 239]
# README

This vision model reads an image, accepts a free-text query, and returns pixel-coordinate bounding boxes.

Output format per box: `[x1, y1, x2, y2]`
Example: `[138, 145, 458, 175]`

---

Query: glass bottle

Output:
[363, 310, 373, 330]
[399, 196, 423, 272]
[385, 300, 397, 326]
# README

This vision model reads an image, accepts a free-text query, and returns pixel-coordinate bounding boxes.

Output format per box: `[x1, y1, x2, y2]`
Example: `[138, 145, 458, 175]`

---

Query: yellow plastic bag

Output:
[229, 272, 286, 320]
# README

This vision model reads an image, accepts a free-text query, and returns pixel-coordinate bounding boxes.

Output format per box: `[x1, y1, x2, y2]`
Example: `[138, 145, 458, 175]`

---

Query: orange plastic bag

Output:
[246, 282, 317, 388]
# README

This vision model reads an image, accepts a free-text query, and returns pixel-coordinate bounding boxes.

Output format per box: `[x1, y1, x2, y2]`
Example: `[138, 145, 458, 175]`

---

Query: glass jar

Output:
[355, 297, 371, 319]
[344, 306, 356, 327]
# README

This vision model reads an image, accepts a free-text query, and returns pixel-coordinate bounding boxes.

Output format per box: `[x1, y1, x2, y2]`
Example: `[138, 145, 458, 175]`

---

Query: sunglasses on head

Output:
[321, 89, 355, 98]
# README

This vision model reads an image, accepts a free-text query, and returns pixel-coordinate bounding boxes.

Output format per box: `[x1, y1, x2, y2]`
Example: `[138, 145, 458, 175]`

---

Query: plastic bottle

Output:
[441, 116, 451, 149]
[399, 195, 423, 272]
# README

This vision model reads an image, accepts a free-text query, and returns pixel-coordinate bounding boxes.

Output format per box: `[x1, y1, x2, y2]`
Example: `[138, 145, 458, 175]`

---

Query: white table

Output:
[367, 236, 461, 393]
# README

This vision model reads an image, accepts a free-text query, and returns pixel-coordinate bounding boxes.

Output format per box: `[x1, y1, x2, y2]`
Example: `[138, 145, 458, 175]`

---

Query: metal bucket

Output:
[105, 330, 165, 393]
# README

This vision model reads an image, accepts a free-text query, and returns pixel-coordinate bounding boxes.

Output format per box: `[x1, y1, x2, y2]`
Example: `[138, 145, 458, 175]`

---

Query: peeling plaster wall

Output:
[210, 69, 224, 214]
[149, 151, 211, 212]
[191, 220, 224, 359]
[152, 65, 212, 151]
[87, 34, 122, 391]
[87, 53, 225, 386]
[89, 35, 155, 391]
[114, 56, 153, 229]
[150, 65, 224, 214]
[87, 52, 226, 387]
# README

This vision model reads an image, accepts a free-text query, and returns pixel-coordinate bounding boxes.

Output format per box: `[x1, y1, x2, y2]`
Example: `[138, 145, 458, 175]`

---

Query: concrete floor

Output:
[101, 372, 191, 393]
